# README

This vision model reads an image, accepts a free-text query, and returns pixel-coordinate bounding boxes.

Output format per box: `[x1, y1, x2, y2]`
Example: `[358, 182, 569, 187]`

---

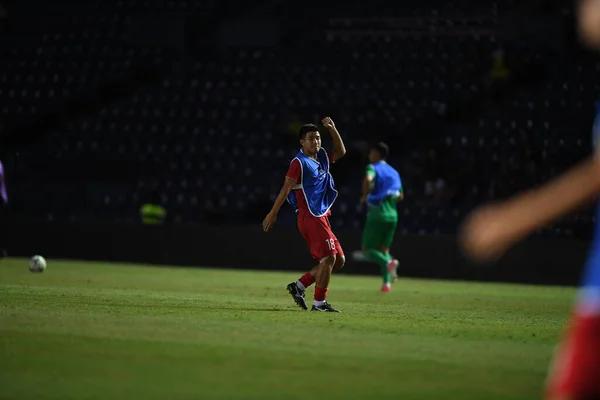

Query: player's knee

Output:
[334, 254, 345, 271]
[320, 254, 336, 269]
[379, 246, 389, 254]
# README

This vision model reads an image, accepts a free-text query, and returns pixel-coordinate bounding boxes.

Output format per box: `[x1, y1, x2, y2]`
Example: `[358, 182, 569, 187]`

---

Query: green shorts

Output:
[362, 217, 398, 250]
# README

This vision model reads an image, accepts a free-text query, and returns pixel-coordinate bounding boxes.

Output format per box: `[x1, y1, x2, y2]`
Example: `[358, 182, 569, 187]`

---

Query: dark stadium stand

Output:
[0, 0, 596, 238]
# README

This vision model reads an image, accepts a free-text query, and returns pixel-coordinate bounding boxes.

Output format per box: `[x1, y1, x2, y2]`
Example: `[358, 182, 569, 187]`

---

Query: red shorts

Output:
[297, 211, 344, 261]
[545, 313, 600, 400]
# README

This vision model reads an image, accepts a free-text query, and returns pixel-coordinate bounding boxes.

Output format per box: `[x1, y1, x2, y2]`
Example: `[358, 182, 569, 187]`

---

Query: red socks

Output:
[297, 274, 327, 303]
[298, 272, 315, 289]
[314, 287, 328, 302]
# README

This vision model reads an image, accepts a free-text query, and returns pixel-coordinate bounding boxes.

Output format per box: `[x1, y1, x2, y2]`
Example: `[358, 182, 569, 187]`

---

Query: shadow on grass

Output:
[209, 307, 299, 312]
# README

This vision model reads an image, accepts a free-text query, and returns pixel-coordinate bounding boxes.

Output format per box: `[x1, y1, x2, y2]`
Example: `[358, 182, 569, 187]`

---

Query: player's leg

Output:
[286, 213, 317, 310]
[287, 214, 341, 312]
[380, 245, 399, 283]
[545, 269, 600, 400]
[325, 216, 345, 274]
[362, 217, 392, 291]
[544, 312, 600, 400]
[288, 257, 337, 310]
[314, 254, 336, 303]
[380, 219, 399, 283]
[332, 241, 345, 273]
[309, 216, 342, 312]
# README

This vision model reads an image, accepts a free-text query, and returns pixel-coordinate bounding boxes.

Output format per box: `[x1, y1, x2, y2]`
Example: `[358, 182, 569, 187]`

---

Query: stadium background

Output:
[0, 0, 595, 283]
[1, 1, 596, 399]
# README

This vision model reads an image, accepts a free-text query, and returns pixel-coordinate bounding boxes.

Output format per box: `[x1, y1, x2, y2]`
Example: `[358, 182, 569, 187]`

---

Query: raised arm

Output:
[321, 116, 346, 162]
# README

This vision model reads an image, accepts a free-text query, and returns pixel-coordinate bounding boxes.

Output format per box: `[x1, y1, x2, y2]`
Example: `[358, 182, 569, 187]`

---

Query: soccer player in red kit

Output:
[263, 117, 346, 312]
[461, 2, 600, 398]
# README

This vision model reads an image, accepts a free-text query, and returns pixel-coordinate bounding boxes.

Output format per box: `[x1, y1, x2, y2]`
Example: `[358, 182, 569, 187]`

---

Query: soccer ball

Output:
[29, 255, 47, 273]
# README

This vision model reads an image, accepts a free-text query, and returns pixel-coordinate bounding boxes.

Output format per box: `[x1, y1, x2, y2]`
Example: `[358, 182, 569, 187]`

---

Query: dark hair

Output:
[372, 142, 390, 159]
[299, 124, 319, 140]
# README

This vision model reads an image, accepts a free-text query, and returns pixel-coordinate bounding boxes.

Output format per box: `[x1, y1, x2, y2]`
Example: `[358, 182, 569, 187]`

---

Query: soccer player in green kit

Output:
[360, 142, 403, 292]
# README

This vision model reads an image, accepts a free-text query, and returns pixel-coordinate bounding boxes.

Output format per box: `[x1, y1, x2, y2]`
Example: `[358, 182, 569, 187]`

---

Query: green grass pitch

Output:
[0, 258, 575, 400]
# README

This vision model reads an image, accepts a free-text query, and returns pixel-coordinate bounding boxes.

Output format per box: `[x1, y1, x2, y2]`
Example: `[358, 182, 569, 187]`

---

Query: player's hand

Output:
[321, 116, 335, 130]
[459, 203, 516, 263]
[359, 194, 367, 205]
[262, 211, 277, 232]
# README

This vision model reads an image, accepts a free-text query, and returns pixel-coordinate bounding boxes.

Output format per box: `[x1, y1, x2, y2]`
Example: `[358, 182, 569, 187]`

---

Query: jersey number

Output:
[325, 238, 335, 250]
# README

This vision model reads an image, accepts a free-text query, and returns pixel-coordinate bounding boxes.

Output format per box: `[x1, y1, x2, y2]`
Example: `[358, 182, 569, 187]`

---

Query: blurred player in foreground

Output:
[461, 2, 600, 398]
[263, 117, 346, 312]
[360, 142, 403, 292]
